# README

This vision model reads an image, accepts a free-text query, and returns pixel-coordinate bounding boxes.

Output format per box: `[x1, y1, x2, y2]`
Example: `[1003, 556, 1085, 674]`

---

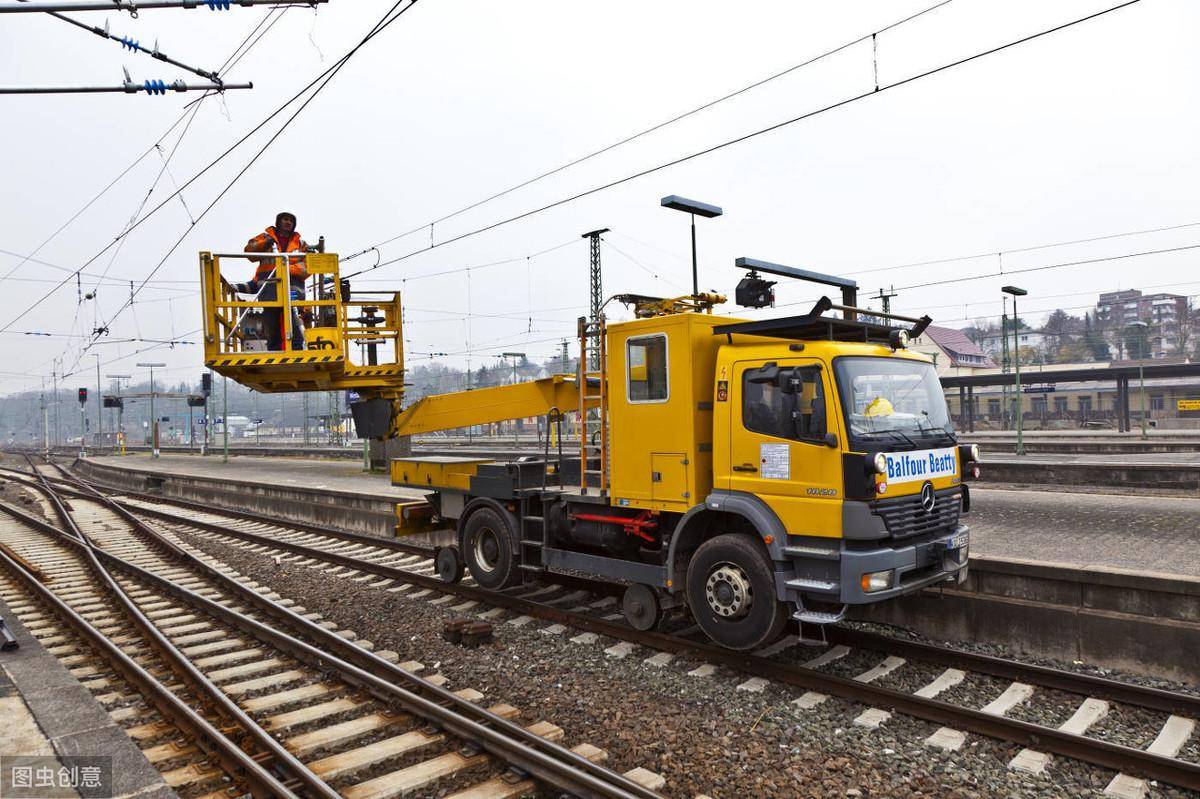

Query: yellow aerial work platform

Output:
[199, 250, 404, 399]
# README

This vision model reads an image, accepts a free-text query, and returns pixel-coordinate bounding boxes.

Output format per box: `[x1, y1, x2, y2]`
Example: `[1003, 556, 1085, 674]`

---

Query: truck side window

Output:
[742, 367, 826, 442]
[627, 334, 669, 402]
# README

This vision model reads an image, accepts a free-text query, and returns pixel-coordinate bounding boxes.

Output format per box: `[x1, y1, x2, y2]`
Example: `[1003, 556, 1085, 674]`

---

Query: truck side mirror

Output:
[824, 432, 839, 448]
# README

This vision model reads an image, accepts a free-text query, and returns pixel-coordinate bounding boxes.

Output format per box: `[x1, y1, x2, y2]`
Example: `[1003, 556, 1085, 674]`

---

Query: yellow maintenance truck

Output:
[388, 259, 979, 651]
[199, 247, 976, 650]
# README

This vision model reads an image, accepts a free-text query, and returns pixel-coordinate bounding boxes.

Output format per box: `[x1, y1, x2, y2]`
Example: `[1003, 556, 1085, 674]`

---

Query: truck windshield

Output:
[834, 356, 954, 446]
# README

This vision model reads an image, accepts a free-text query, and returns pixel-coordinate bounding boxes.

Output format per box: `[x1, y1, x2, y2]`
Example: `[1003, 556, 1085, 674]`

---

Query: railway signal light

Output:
[77, 387, 88, 404]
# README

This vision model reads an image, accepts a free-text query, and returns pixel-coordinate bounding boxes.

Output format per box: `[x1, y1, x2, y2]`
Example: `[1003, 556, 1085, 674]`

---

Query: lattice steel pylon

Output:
[582, 228, 610, 370]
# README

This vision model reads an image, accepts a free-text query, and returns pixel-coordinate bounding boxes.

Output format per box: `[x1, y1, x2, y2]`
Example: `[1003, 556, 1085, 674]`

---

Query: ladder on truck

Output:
[517, 409, 564, 582]
[577, 315, 609, 496]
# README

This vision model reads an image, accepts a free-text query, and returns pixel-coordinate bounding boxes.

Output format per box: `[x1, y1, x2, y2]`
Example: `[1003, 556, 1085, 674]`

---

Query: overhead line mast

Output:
[0, 0, 327, 13]
[0, 79, 252, 95]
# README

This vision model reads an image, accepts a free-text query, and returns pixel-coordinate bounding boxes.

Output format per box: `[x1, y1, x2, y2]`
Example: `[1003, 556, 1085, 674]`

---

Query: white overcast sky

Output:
[0, 0, 1196, 393]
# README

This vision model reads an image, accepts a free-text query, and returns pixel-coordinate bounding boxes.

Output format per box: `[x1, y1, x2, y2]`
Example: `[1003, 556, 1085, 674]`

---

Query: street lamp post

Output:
[94, 354, 102, 451]
[1129, 320, 1150, 439]
[223, 375, 229, 463]
[502, 352, 526, 449]
[1001, 286, 1028, 456]
[137, 362, 166, 458]
[660, 195, 723, 297]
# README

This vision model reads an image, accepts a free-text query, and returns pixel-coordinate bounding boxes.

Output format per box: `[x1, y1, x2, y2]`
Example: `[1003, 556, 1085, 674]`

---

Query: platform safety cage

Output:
[199, 251, 404, 394]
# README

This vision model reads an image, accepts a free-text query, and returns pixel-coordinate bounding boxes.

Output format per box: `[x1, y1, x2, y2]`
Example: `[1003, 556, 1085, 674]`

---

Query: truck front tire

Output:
[461, 506, 520, 590]
[686, 533, 788, 651]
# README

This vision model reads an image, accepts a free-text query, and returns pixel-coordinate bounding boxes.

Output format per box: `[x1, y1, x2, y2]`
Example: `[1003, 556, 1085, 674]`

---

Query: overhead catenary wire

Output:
[93, 0, 422, 339]
[0, 3, 275, 289]
[757, 244, 1200, 321]
[35, 6, 291, 382]
[840, 219, 1200, 281]
[341, 0, 957, 263]
[13, 0, 227, 82]
[342, 0, 1145, 281]
[0, 0, 419, 335]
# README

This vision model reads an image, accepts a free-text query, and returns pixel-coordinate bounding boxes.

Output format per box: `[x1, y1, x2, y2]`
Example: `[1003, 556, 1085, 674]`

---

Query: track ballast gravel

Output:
[169, 527, 1200, 799]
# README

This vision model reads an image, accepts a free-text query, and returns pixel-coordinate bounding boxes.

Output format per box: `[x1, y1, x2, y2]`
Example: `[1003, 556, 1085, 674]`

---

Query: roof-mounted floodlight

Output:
[734, 257, 859, 318]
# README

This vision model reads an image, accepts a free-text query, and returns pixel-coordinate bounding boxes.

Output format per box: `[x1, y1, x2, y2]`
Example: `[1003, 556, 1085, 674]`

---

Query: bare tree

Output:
[1177, 299, 1196, 358]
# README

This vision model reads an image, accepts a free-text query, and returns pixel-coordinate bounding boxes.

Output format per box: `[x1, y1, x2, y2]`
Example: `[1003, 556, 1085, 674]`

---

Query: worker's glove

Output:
[232, 282, 252, 294]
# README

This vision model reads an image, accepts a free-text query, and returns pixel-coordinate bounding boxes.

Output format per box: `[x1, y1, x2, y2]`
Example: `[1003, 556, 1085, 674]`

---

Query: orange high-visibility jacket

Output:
[246, 226, 308, 286]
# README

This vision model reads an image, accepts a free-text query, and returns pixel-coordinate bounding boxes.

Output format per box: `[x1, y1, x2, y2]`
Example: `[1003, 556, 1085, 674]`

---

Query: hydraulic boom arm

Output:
[391, 374, 598, 437]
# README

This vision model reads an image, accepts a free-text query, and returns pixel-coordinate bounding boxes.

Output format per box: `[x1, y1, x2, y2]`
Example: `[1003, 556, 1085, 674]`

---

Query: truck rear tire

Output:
[462, 507, 519, 590]
[685, 534, 788, 651]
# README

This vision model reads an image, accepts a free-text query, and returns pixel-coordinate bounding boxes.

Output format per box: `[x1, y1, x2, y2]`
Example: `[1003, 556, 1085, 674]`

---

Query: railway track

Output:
[0, 459, 668, 799]
[6, 459, 1200, 796]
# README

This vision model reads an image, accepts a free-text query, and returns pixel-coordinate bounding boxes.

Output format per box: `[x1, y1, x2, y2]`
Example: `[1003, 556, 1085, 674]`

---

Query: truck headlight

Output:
[969, 444, 980, 462]
[872, 452, 888, 475]
[888, 329, 910, 349]
[861, 570, 894, 593]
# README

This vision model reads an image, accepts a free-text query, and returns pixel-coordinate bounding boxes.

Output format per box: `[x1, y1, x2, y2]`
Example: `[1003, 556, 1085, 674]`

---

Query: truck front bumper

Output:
[837, 524, 970, 604]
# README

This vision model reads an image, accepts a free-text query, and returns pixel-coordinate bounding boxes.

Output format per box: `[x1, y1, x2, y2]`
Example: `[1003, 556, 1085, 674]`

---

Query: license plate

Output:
[949, 531, 969, 551]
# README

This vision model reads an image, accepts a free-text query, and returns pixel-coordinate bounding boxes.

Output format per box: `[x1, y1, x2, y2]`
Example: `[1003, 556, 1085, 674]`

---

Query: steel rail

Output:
[25, 462, 663, 799]
[16, 462, 341, 799]
[0, 503, 301, 799]
[17, 460, 1200, 719]
[19, 460, 1200, 790]
[53, 465, 1200, 716]
[824, 625, 1200, 718]
[35, 464, 1200, 791]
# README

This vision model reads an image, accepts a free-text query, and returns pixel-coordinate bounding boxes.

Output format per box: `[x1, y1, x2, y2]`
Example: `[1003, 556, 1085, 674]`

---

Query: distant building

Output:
[1096, 289, 1189, 357]
[973, 328, 1053, 364]
[910, 325, 996, 375]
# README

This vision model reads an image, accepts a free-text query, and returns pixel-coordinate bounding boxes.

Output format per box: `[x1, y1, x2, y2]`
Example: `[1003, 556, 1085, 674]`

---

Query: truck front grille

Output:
[872, 487, 961, 541]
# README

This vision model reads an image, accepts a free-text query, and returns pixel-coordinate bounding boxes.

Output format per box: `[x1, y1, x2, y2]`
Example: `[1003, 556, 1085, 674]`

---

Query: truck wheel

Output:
[462, 507, 519, 589]
[435, 546, 464, 584]
[686, 534, 787, 651]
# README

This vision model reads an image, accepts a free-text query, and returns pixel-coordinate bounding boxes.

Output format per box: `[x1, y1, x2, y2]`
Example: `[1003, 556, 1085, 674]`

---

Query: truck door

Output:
[728, 360, 844, 538]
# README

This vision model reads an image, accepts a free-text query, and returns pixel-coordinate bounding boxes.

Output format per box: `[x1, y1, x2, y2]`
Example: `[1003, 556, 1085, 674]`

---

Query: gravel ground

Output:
[0, 467, 50, 521]
[170, 528, 1200, 799]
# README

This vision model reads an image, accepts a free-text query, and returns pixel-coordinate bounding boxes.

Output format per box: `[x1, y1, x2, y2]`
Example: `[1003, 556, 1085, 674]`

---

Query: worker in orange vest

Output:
[234, 211, 308, 351]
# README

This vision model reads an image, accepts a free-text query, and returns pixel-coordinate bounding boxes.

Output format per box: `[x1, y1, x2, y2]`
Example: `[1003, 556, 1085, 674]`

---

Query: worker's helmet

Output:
[275, 211, 297, 228]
